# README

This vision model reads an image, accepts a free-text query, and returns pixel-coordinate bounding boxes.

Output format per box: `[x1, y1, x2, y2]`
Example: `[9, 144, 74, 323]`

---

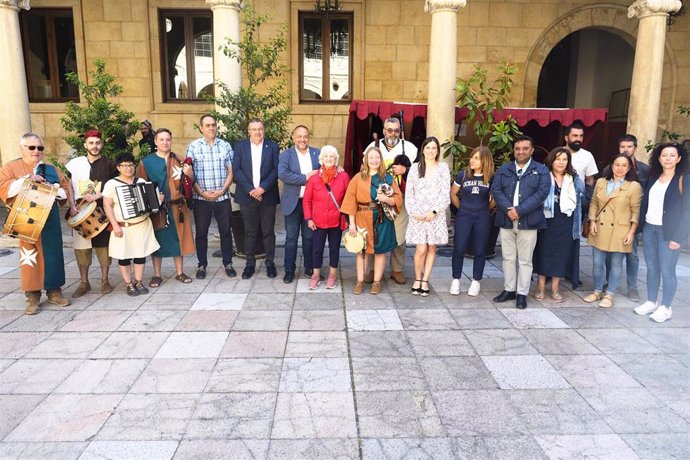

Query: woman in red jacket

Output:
[303, 145, 350, 289]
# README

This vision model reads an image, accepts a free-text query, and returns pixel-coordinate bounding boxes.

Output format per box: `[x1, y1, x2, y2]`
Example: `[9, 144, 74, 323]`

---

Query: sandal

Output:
[175, 273, 192, 284]
[411, 279, 422, 295]
[535, 290, 545, 300]
[420, 280, 430, 297]
[551, 291, 563, 303]
[126, 283, 139, 297]
[149, 276, 163, 288]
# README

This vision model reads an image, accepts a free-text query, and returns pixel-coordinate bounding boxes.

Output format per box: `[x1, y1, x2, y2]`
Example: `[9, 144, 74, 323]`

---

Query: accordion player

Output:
[115, 181, 161, 219]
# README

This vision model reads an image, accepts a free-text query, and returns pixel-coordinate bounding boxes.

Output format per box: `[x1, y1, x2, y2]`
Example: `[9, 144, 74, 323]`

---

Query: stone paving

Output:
[0, 241, 689, 459]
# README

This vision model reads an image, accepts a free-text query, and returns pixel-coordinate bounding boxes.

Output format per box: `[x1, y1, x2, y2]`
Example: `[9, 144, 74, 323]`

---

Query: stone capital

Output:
[627, 0, 681, 19]
[0, 0, 30, 10]
[424, 0, 466, 14]
[205, 0, 241, 10]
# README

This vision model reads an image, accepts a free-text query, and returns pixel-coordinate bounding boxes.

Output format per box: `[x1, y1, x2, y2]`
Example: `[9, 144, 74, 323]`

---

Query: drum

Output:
[2, 180, 58, 244]
[67, 200, 109, 239]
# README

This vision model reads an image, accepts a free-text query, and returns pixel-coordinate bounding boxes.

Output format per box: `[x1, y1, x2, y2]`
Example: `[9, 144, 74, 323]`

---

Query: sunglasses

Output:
[384, 128, 401, 134]
[25, 145, 45, 151]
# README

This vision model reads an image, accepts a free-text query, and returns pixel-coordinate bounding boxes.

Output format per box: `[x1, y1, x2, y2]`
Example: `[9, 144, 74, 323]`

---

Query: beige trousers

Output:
[74, 247, 111, 269]
[499, 223, 538, 295]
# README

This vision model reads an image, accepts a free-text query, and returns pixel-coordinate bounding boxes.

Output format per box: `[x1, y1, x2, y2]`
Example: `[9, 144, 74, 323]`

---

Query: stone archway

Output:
[522, 4, 678, 130]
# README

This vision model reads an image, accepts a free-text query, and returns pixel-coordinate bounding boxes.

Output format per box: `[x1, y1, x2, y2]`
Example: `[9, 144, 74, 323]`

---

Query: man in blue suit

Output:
[278, 126, 321, 284]
[232, 119, 281, 279]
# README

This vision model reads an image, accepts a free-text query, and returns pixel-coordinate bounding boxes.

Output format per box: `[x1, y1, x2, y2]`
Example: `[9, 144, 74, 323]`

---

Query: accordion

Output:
[115, 181, 161, 220]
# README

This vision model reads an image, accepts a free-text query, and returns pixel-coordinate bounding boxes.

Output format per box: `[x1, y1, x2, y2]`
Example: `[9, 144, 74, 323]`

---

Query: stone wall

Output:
[26, 0, 690, 161]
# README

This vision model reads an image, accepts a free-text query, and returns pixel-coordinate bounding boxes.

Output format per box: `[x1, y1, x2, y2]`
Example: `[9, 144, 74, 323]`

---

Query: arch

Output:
[522, 4, 678, 130]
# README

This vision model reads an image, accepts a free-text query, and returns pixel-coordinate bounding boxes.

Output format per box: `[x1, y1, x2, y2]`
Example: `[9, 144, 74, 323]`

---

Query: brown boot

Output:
[72, 281, 91, 298]
[370, 281, 382, 295]
[353, 281, 365, 295]
[101, 279, 113, 294]
[46, 289, 71, 307]
[25, 291, 41, 315]
[391, 271, 406, 285]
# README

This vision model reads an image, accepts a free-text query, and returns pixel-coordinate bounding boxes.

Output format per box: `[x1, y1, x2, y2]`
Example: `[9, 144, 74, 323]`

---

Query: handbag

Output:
[150, 201, 169, 230]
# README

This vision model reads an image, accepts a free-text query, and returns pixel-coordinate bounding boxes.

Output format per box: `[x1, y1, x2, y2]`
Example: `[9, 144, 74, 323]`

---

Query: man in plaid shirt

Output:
[186, 114, 236, 279]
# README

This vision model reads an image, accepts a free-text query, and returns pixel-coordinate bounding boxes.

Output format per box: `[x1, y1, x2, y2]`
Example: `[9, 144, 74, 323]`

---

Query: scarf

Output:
[544, 173, 577, 218]
[321, 165, 337, 185]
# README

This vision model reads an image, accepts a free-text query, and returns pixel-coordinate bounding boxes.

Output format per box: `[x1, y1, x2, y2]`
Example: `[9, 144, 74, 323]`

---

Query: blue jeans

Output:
[643, 224, 680, 306]
[593, 247, 623, 294]
[283, 199, 313, 273]
[605, 233, 639, 290]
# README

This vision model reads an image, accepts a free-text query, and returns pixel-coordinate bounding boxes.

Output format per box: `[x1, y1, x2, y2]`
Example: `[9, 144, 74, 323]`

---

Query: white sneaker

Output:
[468, 280, 481, 296]
[650, 305, 672, 323]
[450, 279, 461, 295]
[634, 301, 657, 316]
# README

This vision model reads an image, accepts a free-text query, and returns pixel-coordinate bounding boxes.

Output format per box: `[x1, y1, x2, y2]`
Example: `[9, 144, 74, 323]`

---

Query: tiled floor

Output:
[0, 243, 689, 459]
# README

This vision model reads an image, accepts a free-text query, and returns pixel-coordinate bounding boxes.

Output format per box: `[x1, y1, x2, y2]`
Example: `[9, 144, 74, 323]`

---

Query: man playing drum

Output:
[0, 133, 71, 314]
[65, 129, 117, 297]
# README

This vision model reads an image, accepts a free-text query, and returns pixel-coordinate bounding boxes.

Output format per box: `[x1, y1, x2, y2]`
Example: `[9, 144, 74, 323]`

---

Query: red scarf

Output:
[321, 166, 337, 185]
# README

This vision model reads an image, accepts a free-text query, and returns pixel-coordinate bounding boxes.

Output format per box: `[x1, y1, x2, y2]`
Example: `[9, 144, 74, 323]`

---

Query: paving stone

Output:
[620, 433, 690, 460]
[344, 290, 397, 310]
[191, 293, 246, 310]
[155, 332, 228, 359]
[418, 356, 499, 390]
[185, 393, 277, 439]
[141, 293, 203, 310]
[578, 328, 659, 354]
[206, 358, 282, 393]
[0, 359, 14, 373]
[481, 435, 548, 460]
[0, 394, 45, 440]
[284, 331, 348, 358]
[88, 294, 148, 310]
[90, 332, 170, 359]
[361, 438, 457, 459]
[174, 310, 237, 331]
[522, 329, 601, 355]
[5, 394, 122, 442]
[279, 357, 351, 392]
[632, 327, 690, 354]
[650, 388, 690, 421]
[544, 355, 641, 389]
[242, 293, 294, 310]
[481, 355, 571, 389]
[407, 330, 476, 356]
[289, 310, 345, 331]
[397, 308, 460, 330]
[449, 309, 514, 329]
[271, 392, 356, 438]
[58, 310, 132, 332]
[295, 292, 344, 310]
[174, 440, 269, 459]
[607, 353, 690, 391]
[356, 391, 444, 438]
[499, 308, 570, 329]
[349, 331, 414, 357]
[130, 358, 215, 394]
[117, 311, 185, 332]
[448, 436, 491, 459]
[2, 311, 75, 332]
[352, 357, 426, 391]
[0, 358, 82, 394]
[0, 442, 87, 460]
[267, 439, 359, 459]
[96, 393, 200, 441]
[24, 332, 109, 359]
[549, 307, 624, 329]
[220, 331, 288, 358]
[534, 434, 638, 459]
[232, 310, 292, 331]
[464, 329, 538, 356]
[347, 310, 403, 331]
[80, 440, 179, 460]
[53, 359, 148, 394]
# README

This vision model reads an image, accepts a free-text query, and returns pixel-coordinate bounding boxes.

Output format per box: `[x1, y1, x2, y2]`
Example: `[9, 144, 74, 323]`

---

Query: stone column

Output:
[627, 0, 681, 154]
[206, 0, 242, 107]
[425, 0, 466, 163]
[0, 0, 31, 165]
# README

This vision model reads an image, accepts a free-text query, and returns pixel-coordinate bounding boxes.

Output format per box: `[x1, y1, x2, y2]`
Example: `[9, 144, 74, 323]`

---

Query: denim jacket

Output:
[491, 159, 551, 230]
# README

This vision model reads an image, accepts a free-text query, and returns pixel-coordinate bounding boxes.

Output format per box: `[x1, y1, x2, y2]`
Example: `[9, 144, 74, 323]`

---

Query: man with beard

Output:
[66, 129, 116, 297]
[564, 122, 598, 188]
[363, 117, 418, 284]
[139, 120, 157, 154]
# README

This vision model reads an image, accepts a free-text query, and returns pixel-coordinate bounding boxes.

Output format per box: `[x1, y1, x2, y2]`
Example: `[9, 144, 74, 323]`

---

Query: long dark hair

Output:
[649, 142, 689, 178]
[545, 147, 577, 178]
[604, 153, 639, 182]
[418, 136, 441, 178]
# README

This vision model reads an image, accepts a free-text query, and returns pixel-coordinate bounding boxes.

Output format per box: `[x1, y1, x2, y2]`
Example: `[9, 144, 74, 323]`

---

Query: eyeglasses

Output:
[24, 145, 45, 151]
[384, 128, 401, 134]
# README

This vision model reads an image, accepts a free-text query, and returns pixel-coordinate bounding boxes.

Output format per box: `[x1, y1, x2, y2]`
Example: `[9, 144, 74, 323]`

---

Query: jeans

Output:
[452, 209, 490, 280]
[593, 247, 623, 294]
[643, 224, 680, 306]
[283, 199, 313, 273]
[312, 227, 342, 269]
[193, 199, 233, 268]
[605, 233, 639, 290]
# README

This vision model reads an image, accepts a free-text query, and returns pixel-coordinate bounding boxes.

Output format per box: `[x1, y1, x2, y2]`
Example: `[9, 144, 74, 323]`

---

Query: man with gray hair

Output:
[0, 133, 71, 314]
[363, 116, 418, 284]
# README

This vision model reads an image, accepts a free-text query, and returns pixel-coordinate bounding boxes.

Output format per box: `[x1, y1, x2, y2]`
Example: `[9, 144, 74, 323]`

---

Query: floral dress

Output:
[404, 162, 451, 245]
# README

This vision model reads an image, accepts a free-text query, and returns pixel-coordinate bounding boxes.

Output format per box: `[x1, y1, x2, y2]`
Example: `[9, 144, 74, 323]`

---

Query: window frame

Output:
[298, 11, 353, 104]
[159, 9, 214, 102]
[20, 7, 78, 103]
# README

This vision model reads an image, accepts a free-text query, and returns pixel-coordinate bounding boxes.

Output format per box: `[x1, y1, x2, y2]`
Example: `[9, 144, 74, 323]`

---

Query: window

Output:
[299, 12, 352, 103]
[20, 8, 78, 102]
[160, 10, 213, 101]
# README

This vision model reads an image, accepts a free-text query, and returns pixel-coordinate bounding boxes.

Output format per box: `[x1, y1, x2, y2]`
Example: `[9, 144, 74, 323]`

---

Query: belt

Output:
[116, 218, 148, 228]
[168, 199, 184, 205]
[358, 203, 380, 211]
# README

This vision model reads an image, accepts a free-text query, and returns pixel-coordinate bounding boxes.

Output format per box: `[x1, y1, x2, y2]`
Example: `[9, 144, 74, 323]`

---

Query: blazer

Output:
[638, 173, 690, 244]
[588, 178, 642, 253]
[232, 138, 280, 206]
[278, 146, 320, 216]
[492, 159, 551, 230]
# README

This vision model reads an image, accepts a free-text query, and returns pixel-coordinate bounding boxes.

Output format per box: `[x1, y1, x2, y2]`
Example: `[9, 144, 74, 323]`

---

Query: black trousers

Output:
[240, 200, 276, 267]
[193, 199, 233, 268]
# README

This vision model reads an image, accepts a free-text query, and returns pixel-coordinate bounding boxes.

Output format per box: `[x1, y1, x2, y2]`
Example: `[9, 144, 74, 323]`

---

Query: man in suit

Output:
[232, 118, 280, 279]
[278, 125, 320, 284]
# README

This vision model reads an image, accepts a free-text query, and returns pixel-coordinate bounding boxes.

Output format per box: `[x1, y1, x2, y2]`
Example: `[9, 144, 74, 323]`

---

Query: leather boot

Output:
[72, 281, 91, 298]
[25, 291, 41, 315]
[46, 289, 71, 307]
[390, 271, 406, 285]
[101, 278, 113, 294]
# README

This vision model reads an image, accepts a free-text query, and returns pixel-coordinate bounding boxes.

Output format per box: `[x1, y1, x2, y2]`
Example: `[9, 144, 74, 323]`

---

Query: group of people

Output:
[0, 118, 688, 323]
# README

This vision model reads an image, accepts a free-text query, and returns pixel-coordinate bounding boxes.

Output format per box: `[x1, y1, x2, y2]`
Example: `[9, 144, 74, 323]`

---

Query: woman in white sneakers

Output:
[634, 143, 690, 322]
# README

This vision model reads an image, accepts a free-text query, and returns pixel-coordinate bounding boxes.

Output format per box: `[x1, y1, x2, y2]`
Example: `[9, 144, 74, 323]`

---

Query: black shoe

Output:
[225, 264, 236, 278]
[283, 271, 295, 284]
[196, 266, 207, 280]
[493, 290, 516, 302]
[242, 266, 255, 280]
[516, 294, 527, 309]
[266, 264, 278, 279]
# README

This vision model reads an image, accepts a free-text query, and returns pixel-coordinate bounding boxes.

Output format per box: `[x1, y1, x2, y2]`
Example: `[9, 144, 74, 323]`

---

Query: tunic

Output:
[137, 153, 195, 258]
[341, 173, 402, 254]
[102, 177, 160, 259]
[0, 159, 68, 292]
[405, 162, 451, 245]
[65, 155, 116, 250]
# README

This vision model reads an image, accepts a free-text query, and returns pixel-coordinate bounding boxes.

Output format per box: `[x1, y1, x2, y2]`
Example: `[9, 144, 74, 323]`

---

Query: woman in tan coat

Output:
[341, 147, 402, 295]
[584, 154, 642, 307]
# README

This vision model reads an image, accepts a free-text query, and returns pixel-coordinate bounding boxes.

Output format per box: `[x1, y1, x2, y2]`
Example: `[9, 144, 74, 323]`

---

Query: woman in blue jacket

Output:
[634, 142, 690, 322]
